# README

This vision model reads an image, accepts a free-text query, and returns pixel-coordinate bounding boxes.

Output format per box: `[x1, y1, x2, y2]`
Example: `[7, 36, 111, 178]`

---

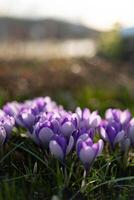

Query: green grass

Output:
[54, 86, 134, 114]
[0, 134, 134, 200]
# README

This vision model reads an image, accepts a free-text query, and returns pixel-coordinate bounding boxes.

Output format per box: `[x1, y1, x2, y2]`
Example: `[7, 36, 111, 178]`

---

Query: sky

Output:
[0, 0, 134, 30]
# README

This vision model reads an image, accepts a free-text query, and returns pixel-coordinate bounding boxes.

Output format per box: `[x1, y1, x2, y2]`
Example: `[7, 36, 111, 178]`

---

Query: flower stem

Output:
[81, 169, 87, 191]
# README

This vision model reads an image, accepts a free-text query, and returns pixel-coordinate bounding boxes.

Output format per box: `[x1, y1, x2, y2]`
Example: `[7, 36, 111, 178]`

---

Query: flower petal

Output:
[0, 127, 6, 146]
[113, 130, 125, 146]
[97, 139, 104, 156]
[49, 140, 64, 160]
[100, 127, 109, 142]
[79, 146, 95, 166]
[66, 136, 74, 154]
[89, 114, 101, 128]
[38, 127, 54, 147]
[60, 122, 75, 137]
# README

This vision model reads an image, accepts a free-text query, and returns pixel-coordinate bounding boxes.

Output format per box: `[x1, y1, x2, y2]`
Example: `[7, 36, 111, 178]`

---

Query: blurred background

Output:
[0, 0, 134, 113]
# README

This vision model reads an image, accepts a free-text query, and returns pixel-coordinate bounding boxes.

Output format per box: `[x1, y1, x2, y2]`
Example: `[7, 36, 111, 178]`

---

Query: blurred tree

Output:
[97, 23, 124, 61]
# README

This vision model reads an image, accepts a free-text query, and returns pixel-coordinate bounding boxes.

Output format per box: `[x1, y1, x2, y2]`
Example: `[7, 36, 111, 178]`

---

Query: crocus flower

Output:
[60, 113, 77, 137]
[49, 134, 74, 161]
[33, 97, 46, 112]
[24, 97, 46, 116]
[42, 96, 59, 113]
[17, 108, 36, 132]
[0, 115, 15, 146]
[72, 128, 96, 147]
[0, 115, 15, 134]
[105, 108, 131, 129]
[76, 107, 101, 129]
[100, 121, 125, 150]
[76, 137, 103, 171]
[104, 109, 132, 152]
[33, 120, 56, 147]
[3, 101, 21, 117]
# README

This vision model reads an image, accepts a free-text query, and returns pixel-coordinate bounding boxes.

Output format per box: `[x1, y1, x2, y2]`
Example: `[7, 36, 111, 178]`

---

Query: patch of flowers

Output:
[1, 96, 134, 174]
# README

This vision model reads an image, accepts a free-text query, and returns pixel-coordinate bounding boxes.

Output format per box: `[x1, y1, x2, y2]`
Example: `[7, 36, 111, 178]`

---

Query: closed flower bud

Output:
[76, 137, 103, 170]
[100, 121, 125, 150]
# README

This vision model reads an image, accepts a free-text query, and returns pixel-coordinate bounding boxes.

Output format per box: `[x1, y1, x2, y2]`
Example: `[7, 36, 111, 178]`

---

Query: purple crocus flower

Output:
[105, 108, 131, 128]
[33, 111, 76, 148]
[42, 96, 59, 113]
[100, 121, 125, 150]
[3, 101, 21, 118]
[76, 137, 103, 170]
[17, 108, 36, 132]
[33, 120, 56, 147]
[105, 109, 132, 152]
[60, 113, 77, 137]
[72, 128, 96, 148]
[0, 115, 15, 135]
[49, 134, 74, 161]
[0, 115, 15, 146]
[24, 98, 46, 116]
[76, 107, 101, 129]
[73, 108, 100, 145]
[33, 97, 46, 112]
